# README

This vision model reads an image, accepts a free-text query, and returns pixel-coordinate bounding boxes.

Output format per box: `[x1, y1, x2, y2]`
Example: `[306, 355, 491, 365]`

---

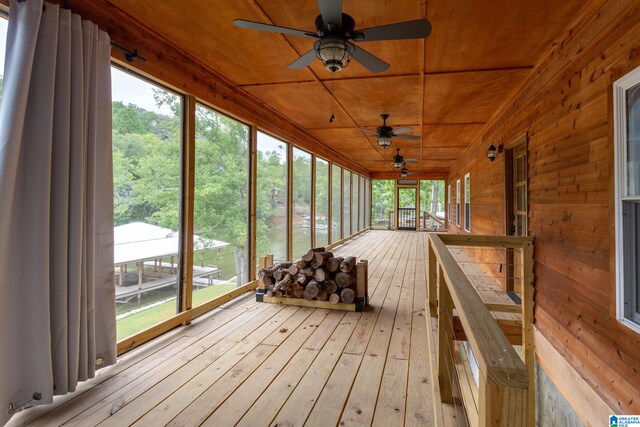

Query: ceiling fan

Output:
[399, 165, 419, 178]
[234, 0, 432, 74]
[392, 148, 418, 169]
[360, 114, 420, 148]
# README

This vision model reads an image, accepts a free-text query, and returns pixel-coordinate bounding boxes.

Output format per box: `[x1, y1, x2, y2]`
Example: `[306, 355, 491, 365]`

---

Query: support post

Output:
[521, 242, 535, 427]
[437, 266, 454, 404]
[179, 95, 196, 323]
[428, 240, 438, 317]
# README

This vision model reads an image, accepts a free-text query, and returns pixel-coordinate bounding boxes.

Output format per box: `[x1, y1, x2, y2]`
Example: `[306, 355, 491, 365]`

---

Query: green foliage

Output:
[372, 180, 395, 222]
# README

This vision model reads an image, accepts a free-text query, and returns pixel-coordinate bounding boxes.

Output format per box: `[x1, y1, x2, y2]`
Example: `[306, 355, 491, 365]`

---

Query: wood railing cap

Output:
[429, 234, 529, 388]
[437, 233, 534, 249]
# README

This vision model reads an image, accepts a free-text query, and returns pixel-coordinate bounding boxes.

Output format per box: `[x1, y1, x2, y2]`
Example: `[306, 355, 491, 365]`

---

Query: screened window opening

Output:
[343, 171, 351, 237]
[111, 67, 183, 340]
[292, 148, 312, 258]
[193, 104, 249, 301]
[331, 165, 342, 242]
[256, 132, 288, 262]
[372, 180, 394, 229]
[315, 158, 329, 248]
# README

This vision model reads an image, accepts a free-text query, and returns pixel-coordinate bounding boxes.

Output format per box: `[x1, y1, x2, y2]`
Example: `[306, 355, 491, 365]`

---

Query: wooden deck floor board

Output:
[9, 230, 438, 427]
[99, 305, 304, 426]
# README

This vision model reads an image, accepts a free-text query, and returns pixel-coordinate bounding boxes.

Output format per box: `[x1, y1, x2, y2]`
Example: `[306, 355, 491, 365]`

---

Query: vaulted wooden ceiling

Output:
[105, 0, 585, 175]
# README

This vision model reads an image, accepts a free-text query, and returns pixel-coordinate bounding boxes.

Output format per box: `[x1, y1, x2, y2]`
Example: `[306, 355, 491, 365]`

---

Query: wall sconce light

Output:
[487, 144, 503, 161]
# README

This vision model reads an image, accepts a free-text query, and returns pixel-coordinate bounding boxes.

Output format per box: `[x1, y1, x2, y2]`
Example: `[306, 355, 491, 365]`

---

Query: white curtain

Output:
[0, 0, 116, 424]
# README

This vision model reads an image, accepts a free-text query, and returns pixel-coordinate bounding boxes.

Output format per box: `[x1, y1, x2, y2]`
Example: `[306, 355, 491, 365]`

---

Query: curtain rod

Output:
[12, 1, 144, 64]
[110, 42, 146, 63]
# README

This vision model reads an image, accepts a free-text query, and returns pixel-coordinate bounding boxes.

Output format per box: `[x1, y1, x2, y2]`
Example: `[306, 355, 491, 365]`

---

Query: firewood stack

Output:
[258, 247, 359, 305]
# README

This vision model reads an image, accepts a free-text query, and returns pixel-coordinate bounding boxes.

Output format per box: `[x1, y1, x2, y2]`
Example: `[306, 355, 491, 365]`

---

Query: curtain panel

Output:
[0, 1, 116, 424]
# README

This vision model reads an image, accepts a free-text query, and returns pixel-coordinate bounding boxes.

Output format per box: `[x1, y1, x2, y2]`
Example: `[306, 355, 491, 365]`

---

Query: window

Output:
[256, 132, 288, 262]
[372, 180, 394, 228]
[111, 67, 183, 340]
[359, 176, 365, 231]
[331, 164, 342, 242]
[0, 16, 6, 104]
[456, 179, 461, 227]
[292, 148, 312, 258]
[419, 180, 445, 230]
[315, 157, 329, 248]
[448, 184, 452, 221]
[614, 66, 640, 333]
[464, 173, 471, 232]
[364, 178, 370, 228]
[352, 173, 359, 232]
[194, 104, 249, 294]
[343, 171, 351, 237]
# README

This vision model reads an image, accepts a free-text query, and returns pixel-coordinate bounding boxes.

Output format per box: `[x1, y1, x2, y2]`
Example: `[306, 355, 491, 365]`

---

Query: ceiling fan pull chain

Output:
[329, 75, 335, 123]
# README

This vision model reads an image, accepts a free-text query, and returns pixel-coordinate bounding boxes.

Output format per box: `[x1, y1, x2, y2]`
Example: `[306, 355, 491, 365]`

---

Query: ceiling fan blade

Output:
[394, 134, 420, 140]
[392, 127, 413, 134]
[351, 44, 390, 73]
[288, 50, 318, 69]
[317, 0, 343, 30]
[358, 128, 379, 134]
[234, 20, 317, 38]
[354, 19, 432, 42]
[404, 159, 419, 164]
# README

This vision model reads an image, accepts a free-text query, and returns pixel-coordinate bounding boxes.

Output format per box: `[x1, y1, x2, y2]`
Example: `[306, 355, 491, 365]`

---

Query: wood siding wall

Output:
[447, 0, 640, 415]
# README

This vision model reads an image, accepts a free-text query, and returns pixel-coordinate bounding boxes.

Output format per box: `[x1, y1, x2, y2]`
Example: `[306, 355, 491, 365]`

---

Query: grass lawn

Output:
[117, 283, 237, 341]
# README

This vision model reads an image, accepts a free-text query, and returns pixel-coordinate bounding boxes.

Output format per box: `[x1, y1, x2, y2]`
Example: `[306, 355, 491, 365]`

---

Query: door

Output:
[506, 142, 527, 293]
[397, 187, 417, 230]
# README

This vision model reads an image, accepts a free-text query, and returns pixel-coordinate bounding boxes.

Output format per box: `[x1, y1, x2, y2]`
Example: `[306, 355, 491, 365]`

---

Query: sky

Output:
[111, 67, 174, 115]
[0, 17, 7, 74]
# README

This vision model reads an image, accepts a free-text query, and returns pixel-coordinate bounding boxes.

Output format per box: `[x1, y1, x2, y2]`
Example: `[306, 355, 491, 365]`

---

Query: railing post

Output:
[479, 377, 528, 427]
[521, 242, 535, 427]
[428, 239, 438, 317]
[437, 265, 454, 404]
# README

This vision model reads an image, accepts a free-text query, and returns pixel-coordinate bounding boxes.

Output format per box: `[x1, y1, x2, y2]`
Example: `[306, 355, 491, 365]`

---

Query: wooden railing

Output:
[423, 210, 445, 230]
[427, 234, 534, 426]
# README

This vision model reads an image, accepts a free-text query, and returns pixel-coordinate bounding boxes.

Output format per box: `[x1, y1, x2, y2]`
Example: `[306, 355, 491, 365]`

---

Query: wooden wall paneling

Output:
[446, 0, 640, 416]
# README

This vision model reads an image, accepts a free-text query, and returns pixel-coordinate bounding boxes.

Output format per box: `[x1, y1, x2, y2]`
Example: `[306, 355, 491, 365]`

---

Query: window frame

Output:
[448, 184, 452, 221]
[614, 65, 640, 334]
[456, 179, 461, 227]
[464, 173, 471, 232]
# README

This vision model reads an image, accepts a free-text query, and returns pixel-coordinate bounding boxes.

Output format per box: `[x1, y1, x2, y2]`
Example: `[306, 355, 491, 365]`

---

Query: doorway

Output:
[397, 187, 417, 230]
[505, 136, 528, 293]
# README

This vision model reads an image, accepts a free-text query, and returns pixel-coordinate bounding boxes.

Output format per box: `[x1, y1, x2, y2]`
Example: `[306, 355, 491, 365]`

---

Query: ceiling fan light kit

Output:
[315, 38, 354, 72]
[378, 136, 392, 149]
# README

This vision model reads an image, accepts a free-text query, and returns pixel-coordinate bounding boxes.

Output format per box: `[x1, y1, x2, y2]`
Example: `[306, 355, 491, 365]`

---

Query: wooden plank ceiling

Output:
[106, 0, 585, 175]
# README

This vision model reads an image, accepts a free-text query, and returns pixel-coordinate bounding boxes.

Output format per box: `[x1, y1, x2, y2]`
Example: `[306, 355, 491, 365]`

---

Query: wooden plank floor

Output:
[8, 230, 436, 427]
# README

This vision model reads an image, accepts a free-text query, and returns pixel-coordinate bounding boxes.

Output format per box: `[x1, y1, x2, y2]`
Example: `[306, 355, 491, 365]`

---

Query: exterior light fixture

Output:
[487, 144, 503, 161]
[378, 136, 392, 149]
[315, 38, 354, 73]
